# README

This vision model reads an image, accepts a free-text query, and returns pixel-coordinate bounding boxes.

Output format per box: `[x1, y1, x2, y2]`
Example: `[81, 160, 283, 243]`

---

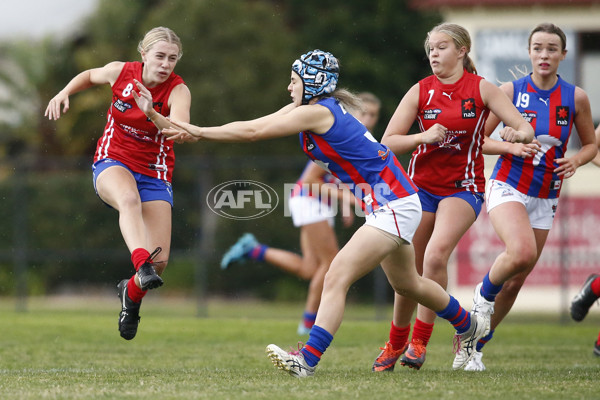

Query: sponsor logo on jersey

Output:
[113, 99, 132, 113]
[147, 102, 164, 122]
[378, 148, 390, 160]
[551, 180, 562, 190]
[303, 132, 315, 151]
[461, 98, 476, 119]
[423, 108, 442, 120]
[439, 130, 465, 151]
[454, 178, 474, 188]
[556, 106, 569, 126]
[520, 111, 537, 123]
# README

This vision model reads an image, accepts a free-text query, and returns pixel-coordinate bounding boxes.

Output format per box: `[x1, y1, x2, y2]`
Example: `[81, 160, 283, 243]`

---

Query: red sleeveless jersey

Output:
[94, 62, 185, 182]
[408, 71, 489, 196]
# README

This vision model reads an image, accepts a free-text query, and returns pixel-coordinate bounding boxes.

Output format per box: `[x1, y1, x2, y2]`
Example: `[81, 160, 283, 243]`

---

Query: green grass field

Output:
[1, 295, 598, 399]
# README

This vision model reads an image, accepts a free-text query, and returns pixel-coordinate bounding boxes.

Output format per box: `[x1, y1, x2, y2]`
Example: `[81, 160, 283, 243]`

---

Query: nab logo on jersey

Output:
[556, 106, 569, 126]
[207, 180, 279, 220]
[521, 111, 537, 123]
[461, 98, 476, 119]
[146, 102, 164, 122]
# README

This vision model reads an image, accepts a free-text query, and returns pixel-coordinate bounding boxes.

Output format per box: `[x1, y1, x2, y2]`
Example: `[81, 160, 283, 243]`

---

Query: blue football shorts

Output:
[92, 158, 173, 207]
[417, 187, 484, 217]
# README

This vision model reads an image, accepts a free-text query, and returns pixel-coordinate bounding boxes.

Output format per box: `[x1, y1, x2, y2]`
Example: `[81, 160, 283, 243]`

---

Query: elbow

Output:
[247, 130, 261, 142]
[522, 128, 535, 144]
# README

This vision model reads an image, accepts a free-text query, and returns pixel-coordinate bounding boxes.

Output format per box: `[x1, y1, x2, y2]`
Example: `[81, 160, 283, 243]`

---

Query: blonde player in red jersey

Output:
[44, 27, 191, 340]
[372, 22, 534, 372]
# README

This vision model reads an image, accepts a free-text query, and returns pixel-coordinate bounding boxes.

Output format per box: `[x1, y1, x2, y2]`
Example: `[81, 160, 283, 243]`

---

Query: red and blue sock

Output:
[476, 329, 494, 352]
[436, 295, 470, 334]
[248, 245, 268, 262]
[302, 311, 317, 329]
[301, 325, 333, 367]
[481, 272, 503, 302]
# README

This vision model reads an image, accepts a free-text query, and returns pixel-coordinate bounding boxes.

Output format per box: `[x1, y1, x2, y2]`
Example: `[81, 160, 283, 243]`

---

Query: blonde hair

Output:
[137, 27, 183, 60]
[358, 92, 381, 108]
[424, 23, 477, 74]
[331, 88, 363, 114]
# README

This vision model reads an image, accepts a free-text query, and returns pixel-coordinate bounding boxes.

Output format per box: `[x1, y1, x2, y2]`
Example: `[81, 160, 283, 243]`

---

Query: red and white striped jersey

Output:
[408, 71, 489, 196]
[94, 61, 185, 182]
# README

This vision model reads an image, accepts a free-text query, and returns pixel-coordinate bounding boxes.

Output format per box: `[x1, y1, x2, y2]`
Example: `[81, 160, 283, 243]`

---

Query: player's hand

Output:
[499, 126, 527, 143]
[511, 139, 541, 158]
[554, 157, 579, 178]
[131, 79, 154, 115]
[44, 91, 70, 120]
[162, 119, 201, 142]
[422, 123, 447, 144]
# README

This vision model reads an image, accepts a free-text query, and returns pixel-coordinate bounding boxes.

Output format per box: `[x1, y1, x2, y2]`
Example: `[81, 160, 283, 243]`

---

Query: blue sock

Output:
[436, 295, 471, 334]
[300, 325, 333, 367]
[476, 329, 494, 352]
[481, 273, 503, 302]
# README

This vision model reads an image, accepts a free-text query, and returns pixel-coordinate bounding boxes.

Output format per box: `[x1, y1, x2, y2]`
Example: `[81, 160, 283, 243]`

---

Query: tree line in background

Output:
[0, 0, 440, 299]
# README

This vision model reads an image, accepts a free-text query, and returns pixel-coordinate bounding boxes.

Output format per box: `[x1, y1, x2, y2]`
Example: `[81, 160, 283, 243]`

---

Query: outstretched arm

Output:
[44, 61, 124, 120]
[162, 103, 333, 143]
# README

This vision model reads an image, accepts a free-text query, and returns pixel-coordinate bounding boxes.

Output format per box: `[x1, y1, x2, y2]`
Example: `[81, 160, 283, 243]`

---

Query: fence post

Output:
[194, 162, 217, 317]
[13, 161, 28, 312]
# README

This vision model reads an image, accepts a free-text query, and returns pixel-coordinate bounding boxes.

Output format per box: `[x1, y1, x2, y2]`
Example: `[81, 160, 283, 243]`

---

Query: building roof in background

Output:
[411, 0, 599, 8]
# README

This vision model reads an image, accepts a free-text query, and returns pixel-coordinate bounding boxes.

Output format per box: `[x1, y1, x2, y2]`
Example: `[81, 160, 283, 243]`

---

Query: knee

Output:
[423, 252, 449, 280]
[322, 263, 351, 294]
[506, 244, 538, 273]
[118, 190, 142, 211]
[154, 260, 168, 276]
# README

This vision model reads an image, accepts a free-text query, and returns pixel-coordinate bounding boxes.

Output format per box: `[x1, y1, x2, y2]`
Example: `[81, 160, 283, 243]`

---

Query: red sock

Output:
[591, 276, 600, 297]
[389, 321, 411, 350]
[412, 318, 434, 346]
[127, 276, 147, 303]
[131, 248, 151, 271]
